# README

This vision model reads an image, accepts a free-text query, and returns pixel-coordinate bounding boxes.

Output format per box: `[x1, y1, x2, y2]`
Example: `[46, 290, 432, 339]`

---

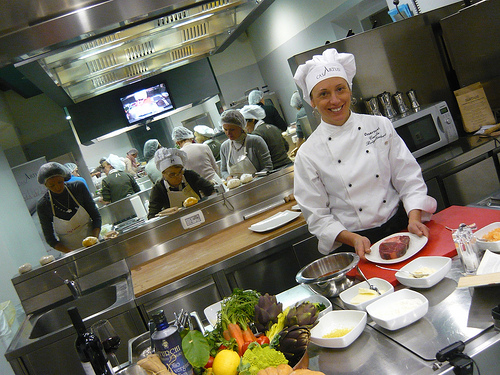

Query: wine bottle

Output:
[151, 310, 193, 375]
[67, 307, 115, 375]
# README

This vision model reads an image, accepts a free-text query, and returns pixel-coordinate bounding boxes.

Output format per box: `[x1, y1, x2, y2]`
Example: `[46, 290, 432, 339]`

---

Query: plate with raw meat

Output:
[365, 232, 428, 264]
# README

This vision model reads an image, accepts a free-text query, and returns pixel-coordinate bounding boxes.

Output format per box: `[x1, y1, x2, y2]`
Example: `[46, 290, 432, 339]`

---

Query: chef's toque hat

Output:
[64, 163, 77, 173]
[240, 105, 266, 121]
[37, 162, 71, 184]
[106, 154, 126, 172]
[293, 48, 356, 106]
[154, 148, 188, 173]
[193, 125, 215, 138]
[171, 126, 194, 142]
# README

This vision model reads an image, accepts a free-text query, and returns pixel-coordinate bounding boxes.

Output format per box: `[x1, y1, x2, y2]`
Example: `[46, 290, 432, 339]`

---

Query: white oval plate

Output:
[365, 232, 428, 264]
[249, 210, 301, 232]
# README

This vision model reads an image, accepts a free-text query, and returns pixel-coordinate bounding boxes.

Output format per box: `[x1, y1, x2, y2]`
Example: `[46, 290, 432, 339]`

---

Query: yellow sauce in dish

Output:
[323, 327, 353, 338]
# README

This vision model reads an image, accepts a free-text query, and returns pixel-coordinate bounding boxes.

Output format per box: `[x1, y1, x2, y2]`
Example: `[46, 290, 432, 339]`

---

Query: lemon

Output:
[212, 349, 240, 375]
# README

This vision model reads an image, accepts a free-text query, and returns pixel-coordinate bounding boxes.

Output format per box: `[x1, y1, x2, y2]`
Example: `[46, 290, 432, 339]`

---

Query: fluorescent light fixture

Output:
[79, 42, 124, 60]
[172, 13, 213, 28]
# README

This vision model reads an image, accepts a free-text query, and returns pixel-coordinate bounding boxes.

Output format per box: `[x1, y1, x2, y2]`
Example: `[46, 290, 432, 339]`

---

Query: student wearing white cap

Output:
[194, 125, 221, 161]
[147, 148, 214, 219]
[101, 154, 141, 203]
[36, 162, 101, 252]
[143, 139, 162, 184]
[240, 104, 292, 170]
[219, 109, 273, 180]
[171, 126, 221, 183]
[293, 48, 436, 258]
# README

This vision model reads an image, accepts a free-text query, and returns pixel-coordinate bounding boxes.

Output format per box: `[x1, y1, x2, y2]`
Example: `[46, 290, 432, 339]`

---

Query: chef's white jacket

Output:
[294, 112, 437, 255]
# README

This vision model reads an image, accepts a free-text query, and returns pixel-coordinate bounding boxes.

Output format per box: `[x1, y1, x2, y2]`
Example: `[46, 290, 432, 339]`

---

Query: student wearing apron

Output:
[37, 162, 101, 253]
[147, 148, 215, 219]
[219, 109, 273, 180]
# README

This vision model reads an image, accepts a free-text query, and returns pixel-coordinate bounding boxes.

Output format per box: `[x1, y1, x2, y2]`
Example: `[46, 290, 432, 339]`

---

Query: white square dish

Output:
[310, 310, 367, 348]
[339, 278, 394, 310]
[396, 256, 452, 288]
[474, 222, 500, 253]
[366, 289, 428, 330]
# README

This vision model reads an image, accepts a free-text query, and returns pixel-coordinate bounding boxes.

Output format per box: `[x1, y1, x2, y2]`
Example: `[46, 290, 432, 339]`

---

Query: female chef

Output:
[37, 162, 101, 253]
[219, 109, 273, 180]
[293, 48, 437, 258]
[147, 148, 215, 219]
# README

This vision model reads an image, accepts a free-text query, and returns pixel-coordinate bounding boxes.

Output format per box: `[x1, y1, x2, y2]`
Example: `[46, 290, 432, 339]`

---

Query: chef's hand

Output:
[337, 231, 371, 259]
[408, 209, 430, 238]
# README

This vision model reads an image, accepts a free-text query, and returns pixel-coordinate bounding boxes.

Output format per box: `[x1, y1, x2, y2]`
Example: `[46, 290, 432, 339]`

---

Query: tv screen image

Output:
[120, 83, 174, 124]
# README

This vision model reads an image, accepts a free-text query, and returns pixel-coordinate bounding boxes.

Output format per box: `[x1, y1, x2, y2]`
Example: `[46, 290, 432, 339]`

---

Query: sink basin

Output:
[29, 285, 118, 339]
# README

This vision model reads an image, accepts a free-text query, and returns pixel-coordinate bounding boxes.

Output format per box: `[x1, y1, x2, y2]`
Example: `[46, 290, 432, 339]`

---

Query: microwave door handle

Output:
[436, 116, 445, 133]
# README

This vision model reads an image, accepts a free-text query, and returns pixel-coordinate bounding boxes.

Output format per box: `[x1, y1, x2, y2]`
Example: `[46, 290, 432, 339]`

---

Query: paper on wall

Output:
[454, 82, 496, 133]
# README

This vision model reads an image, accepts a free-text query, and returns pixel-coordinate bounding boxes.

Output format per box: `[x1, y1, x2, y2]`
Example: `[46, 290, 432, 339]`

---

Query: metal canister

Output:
[377, 92, 397, 118]
[393, 91, 409, 114]
[406, 89, 420, 110]
[365, 97, 382, 116]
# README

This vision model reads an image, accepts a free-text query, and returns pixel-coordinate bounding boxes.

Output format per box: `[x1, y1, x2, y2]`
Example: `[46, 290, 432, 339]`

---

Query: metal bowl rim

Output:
[296, 252, 359, 284]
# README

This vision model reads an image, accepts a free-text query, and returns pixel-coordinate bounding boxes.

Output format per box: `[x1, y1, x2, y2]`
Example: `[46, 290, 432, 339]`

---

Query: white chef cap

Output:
[144, 139, 160, 160]
[154, 148, 188, 173]
[37, 162, 71, 184]
[220, 109, 246, 129]
[64, 162, 77, 173]
[290, 91, 303, 109]
[194, 125, 215, 137]
[293, 48, 356, 106]
[171, 126, 194, 142]
[240, 105, 266, 121]
[106, 154, 126, 172]
[248, 90, 264, 105]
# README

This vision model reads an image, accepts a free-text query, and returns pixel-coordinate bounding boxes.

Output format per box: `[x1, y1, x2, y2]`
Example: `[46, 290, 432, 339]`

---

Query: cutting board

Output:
[357, 205, 500, 286]
[458, 272, 500, 288]
[131, 201, 305, 297]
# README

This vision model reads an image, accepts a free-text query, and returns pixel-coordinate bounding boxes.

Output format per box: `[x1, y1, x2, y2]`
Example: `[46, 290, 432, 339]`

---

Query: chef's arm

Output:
[92, 227, 101, 238]
[407, 209, 429, 237]
[336, 231, 371, 259]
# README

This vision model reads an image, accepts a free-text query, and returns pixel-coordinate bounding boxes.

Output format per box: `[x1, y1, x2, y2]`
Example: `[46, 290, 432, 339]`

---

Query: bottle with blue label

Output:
[151, 310, 193, 375]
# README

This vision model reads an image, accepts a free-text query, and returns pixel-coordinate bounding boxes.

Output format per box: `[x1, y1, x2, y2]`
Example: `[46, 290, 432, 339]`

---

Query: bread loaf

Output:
[18, 263, 32, 274]
[40, 255, 55, 265]
[82, 236, 98, 247]
[183, 197, 198, 207]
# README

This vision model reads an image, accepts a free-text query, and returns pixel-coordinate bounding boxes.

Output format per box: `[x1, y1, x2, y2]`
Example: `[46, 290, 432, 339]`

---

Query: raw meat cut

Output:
[379, 235, 410, 260]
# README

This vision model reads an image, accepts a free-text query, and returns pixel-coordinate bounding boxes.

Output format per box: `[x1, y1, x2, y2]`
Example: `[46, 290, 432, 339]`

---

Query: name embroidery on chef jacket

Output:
[364, 126, 387, 146]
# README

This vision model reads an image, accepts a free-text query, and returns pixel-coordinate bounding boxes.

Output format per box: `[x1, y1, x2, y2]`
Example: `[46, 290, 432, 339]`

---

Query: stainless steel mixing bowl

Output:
[296, 252, 359, 297]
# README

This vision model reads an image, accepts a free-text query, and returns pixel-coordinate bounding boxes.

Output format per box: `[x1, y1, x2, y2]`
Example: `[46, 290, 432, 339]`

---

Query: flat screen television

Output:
[120, 82, 174, 125]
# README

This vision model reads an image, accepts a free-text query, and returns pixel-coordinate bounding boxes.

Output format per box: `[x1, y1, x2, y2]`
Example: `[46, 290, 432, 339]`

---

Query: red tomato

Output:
[256, 335, 270, 345]
[241, 341, 252, 355]
[218, 344, 227, 351]
[204, 356, 214, 369]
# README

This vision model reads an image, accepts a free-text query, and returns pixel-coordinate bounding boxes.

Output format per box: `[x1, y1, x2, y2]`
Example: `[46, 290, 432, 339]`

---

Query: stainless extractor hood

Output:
[0, 0, 274, 103]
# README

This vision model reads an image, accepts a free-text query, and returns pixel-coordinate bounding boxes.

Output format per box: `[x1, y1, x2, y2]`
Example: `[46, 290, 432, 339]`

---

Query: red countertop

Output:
[356, 205, 500, 285]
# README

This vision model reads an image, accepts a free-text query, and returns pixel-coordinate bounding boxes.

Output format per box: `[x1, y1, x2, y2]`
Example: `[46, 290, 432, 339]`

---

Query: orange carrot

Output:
[223, 329, 231, 341]
[242, 326, 257, 343]
[227, 323, 245, 355]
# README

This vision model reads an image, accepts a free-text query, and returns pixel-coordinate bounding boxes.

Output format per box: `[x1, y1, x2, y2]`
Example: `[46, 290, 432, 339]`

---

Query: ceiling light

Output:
[172, 14, 213, 28]
[78, 42, 124, 60]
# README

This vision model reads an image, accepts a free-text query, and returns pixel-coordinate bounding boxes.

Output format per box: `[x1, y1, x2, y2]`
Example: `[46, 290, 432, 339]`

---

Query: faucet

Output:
[54, 270, 82, 299]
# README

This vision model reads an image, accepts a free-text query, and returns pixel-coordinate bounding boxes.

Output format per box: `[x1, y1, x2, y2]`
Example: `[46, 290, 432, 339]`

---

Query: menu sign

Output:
[454, 82, 496, 133]
[11, 156, 47, 214]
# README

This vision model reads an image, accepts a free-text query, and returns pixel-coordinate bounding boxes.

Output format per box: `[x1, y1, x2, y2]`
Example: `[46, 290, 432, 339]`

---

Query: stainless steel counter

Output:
[307, 257, 500, 375]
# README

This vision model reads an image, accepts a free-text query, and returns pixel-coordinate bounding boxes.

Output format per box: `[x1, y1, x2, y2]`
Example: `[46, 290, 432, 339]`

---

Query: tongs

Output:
[376, 265, 429, 278]
[356, 266, 381, 295]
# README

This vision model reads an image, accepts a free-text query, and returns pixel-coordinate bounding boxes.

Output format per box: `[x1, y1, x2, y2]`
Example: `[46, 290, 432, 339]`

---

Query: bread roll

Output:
[290, 370, 325, 375]
[18, 263, 32, 274]
[157, 207, 180, 217]
[240, 173, 253, 184]
[82, 236, 98, 247]
[227, 178, 242, 189]
[40, 255, 55, 265]
[183, 197, 198, 208]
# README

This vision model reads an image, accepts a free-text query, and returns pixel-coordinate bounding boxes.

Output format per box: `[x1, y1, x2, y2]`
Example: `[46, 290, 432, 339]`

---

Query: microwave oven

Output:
[391, 101, 459, 159]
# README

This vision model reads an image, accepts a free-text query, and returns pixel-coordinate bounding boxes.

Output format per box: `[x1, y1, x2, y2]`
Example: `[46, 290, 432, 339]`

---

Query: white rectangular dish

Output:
[339, 278, 394, 311]
[396, 256, 451, 288]
[474, 222, 500, 253]
[310, 310, 367, 348]
[366, 289, 428, 330]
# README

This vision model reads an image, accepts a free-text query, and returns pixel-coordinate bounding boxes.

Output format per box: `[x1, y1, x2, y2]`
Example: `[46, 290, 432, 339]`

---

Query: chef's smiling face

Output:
[310, 77, 352, 126]
[45, 176, 66, 194]
[223, 123, 243, 141]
